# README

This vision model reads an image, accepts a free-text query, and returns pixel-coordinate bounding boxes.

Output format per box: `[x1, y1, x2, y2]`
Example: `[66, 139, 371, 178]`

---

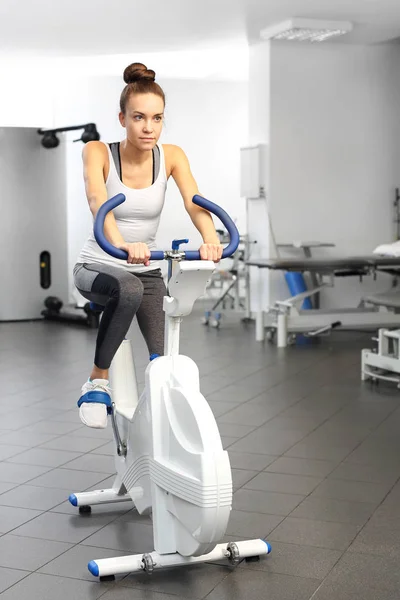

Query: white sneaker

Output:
[78, 379, 112, 429]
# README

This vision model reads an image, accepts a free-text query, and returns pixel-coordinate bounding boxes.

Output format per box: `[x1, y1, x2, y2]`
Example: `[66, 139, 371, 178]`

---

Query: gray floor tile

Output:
[229, 428, 306, 455]
[210, 361, 264, 380]
[328, 461, 400, 484]
[0, 414, 49, 431]
[244, 472, 322, 495]
[0, 463, 51, 484]
[266, 456, 338, 477]
[233, 488, 305, 516]
[70, 426, 114, 440]
[90, 441, 115, 456]
[240, 541, 341, 580]
[372, 488, 400, 521]
[217, 422, 258, 438]
[374, 416, 400, 437]
[205, 568, 320, 600]
[0, 482, 17, 495]
[0, 505, 43, 533]
[111, 509, 152, 525]
[38, 543, 130, 581]
[0, 445, 26, 461]
[312, 478, 393, 504]
[305, 425, 371, 446]
[230, 468, 258, 490]
[6, 448, 83, 468]
[227, 451, 277, 471]
[345, 442, 400, 467]
[60, 453, 116, 474]
[3, 315, 400, 599]
[324, 551, 400, 593]
[40, 435, 107, 453]
[27, 468, 112, 491]
[281, 403, 344, 422]
[100, 588, 192, 600]
[0, 572, 107, 600]
[226, 509, 283, 538]
[47, 410, 84, 424]
[0, 533, 72, 570]
[311, 579, 394, 600]
[268, 517, 361, 551]
[257, 414, 325, 434]
[290, 496, 377, 526]
[221, 436, 237, 448]
[86, 474, 117, 491]
[371, 504, 400, 525]
[200, 373, 238, 395]
[19, 420, 83, 435]
[1, 390, 47, 408]
[248, 387, 311, 409]
[120, 563, 233, 600]
[284, 440, 355, 461]
[349, 518, 400, 557]
[33, 398, 76, 412]
[328, 405, 395, 430]
[216, 403, 283, 426]
[0, 566, 29, 594]
[81, 520, 154, 552]
[209, 383, 268, 405]
[11, 510, 117, 544]
[207, 400, 241, 418]
[0, 430, 59, 448]
[0, 485, 69, 511]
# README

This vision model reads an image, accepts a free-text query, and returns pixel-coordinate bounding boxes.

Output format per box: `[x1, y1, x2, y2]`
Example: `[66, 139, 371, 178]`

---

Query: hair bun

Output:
[123, 62, 156, 84]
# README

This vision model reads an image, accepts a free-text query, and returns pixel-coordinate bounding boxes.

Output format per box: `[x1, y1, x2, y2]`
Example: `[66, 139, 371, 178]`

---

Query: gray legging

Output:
[73, 263, 166, 369]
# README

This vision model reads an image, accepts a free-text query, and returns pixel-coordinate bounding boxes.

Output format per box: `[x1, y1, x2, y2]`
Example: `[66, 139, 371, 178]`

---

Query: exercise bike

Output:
[69, 193, 271, 579]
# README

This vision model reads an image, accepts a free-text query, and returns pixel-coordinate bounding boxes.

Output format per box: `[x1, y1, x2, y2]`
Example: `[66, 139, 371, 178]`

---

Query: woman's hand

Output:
[199, 242, 223, 263]
[118, 242, 151, 265]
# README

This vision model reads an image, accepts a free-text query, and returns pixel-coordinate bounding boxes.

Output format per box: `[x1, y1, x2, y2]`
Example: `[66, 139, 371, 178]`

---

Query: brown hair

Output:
[120, 62, 165, 114]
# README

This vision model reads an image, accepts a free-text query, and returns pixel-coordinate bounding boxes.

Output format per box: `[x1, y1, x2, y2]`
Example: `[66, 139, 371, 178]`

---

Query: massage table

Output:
[247, 255, 400, 347]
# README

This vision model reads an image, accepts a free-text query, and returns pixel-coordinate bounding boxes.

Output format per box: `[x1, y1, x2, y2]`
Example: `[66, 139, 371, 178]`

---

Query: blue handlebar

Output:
[93, 193, 240, 261]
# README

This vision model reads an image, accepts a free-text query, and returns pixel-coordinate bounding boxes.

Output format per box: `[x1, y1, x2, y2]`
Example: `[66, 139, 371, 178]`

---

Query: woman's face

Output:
[120, 93, 164, 151]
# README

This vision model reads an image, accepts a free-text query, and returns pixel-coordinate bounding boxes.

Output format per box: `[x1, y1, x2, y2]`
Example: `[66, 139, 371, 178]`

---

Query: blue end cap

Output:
[69, 494, 78, 507]
[88, 560, 99, 577]
[262, 540, 272, 553]
[150, 353, 160, 361]
[172, 238, 189, 250]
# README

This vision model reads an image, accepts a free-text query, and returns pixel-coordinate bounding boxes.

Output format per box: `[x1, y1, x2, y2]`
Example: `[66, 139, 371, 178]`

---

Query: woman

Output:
[73, 62, 223, 429]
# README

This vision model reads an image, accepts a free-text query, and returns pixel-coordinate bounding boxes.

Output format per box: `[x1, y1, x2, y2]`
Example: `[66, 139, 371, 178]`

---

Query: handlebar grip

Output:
[93, 193, 240, 261]
[94, 194, 129, 260]
[186, 195, 240, 260]
[93, 194, 163, 260]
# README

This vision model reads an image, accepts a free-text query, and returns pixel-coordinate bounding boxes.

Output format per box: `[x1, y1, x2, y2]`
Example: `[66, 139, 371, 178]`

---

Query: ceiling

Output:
[1, 0, 400, 57]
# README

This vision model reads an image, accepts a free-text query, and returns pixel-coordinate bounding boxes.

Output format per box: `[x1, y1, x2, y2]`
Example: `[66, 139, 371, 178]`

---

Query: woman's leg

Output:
[73, 263, 144, 427]
[135, 269, 167, 358]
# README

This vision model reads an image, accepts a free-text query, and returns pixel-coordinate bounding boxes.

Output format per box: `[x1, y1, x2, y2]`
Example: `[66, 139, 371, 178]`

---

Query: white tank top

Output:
[76, 141, 168, 272]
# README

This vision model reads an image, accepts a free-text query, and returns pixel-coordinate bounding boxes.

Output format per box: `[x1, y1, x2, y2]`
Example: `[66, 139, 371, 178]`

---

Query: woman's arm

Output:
[82, 142, 150, 265]
[169, 145, 223, 261]
[82, 141, 125, 247]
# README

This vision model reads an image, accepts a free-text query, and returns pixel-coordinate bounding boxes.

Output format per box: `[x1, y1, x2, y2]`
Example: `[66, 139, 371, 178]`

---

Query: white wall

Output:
[246, 43, 271, 311]
[52, 75, 248, 299]
[248, 41, 400, 310]
[0, 59, 54, 128]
